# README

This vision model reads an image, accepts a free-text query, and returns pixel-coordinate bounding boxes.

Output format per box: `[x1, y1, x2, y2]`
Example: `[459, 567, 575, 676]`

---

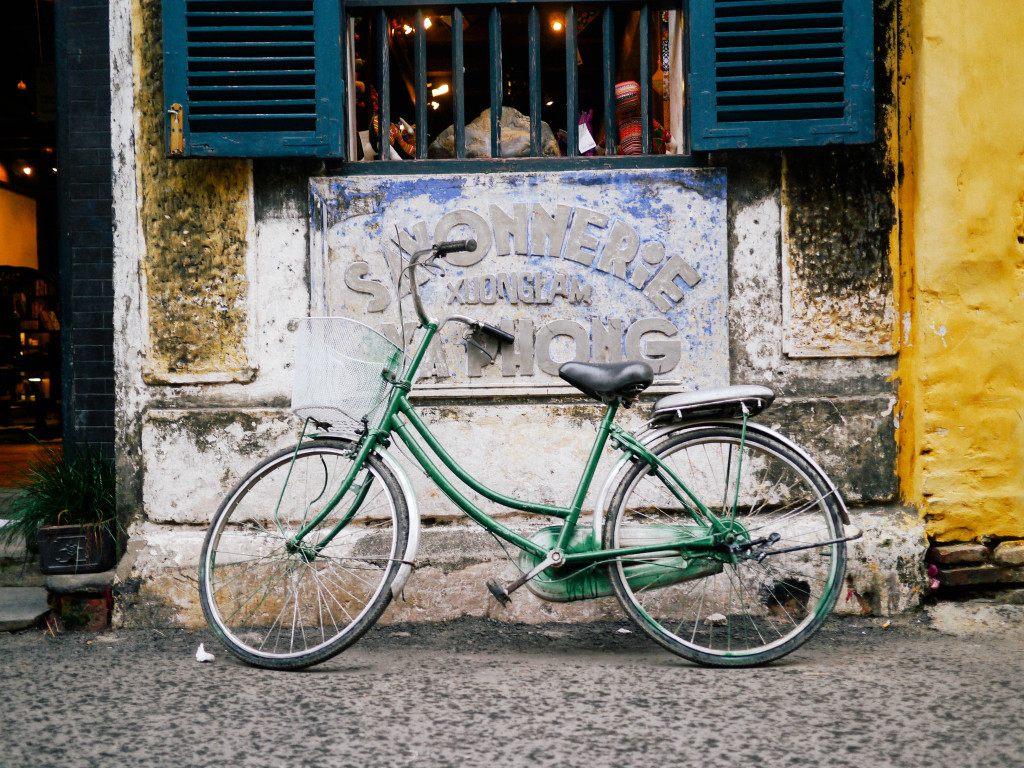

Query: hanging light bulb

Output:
[423, 17, 432, 29]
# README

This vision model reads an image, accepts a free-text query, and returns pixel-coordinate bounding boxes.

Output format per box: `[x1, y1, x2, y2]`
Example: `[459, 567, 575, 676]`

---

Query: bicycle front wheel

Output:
[604, 425, 846, 667]
[199, 439, 409, 670]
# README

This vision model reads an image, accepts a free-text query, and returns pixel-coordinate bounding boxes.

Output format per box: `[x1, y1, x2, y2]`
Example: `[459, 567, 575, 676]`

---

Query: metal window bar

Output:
[415, 9, 428, 158]
[453, 6, 467, 158]
[639, 4, 651, 154]
[565, 5, 578, 158]
[489, 7, 502, 158]
[355, 1, 681, 163]
[376, 7, 390, 162]
[602, 5, 617, 156]
[528, 5, 541, 156]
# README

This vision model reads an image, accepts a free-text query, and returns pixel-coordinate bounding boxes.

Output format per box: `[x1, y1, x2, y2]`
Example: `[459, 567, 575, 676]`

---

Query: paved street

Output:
[2, 606, 1023, 768]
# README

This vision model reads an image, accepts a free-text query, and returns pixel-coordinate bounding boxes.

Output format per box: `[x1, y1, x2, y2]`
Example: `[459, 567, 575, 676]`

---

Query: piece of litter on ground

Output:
[616, 627, 632, 634]
[882, 620, 891, 629]
[704, 613, 729, 627]
[390, 631, 411, 637]
[195, 643, 215, 663]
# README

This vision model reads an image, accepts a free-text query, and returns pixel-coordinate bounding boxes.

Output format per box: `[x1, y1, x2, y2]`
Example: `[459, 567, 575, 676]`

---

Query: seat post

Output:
[555, 399, 620, 552]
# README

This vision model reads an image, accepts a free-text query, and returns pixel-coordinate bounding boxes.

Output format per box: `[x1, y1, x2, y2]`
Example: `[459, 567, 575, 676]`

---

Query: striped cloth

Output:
[615, 81, 642, 155]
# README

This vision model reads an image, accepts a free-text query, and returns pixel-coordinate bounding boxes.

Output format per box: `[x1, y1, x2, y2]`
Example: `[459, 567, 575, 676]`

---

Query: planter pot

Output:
[37, 524, 117, 575]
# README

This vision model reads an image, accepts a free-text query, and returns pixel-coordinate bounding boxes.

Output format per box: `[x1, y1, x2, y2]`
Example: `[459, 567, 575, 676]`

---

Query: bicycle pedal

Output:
[486, 580, 512, 607]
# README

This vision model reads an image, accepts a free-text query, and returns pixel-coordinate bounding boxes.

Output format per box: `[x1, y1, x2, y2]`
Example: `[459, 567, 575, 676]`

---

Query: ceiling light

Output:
[545, 100, 554, 106]
[551, 18, 563, 32]
[21, 166, 32, 176]
[429, 101, 440, 110]
[17, 80, 27, 91]
[431, 83, 449, 97]
[402, 24, 413, 34]
[423, 17, 432, 29]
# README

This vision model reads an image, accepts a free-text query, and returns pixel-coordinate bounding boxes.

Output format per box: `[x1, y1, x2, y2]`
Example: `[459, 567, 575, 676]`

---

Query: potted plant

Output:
[0, 444, 119, 574]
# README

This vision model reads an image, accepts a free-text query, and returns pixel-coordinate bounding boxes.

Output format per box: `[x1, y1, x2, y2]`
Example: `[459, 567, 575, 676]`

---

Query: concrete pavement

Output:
[2, 605, 1023, 768]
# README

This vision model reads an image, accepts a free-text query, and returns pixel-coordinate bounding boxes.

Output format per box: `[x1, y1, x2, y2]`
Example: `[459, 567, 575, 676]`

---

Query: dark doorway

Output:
[0, 0, 61, 479]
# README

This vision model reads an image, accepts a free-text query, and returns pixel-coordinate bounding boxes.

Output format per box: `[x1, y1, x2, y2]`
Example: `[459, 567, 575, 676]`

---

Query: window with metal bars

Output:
[345, 4, 686, 166]
[162, 0, 875, 162]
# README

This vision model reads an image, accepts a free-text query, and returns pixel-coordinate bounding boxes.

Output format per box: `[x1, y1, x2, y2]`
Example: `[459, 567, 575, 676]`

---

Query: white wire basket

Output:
[291, 317, 408, 433]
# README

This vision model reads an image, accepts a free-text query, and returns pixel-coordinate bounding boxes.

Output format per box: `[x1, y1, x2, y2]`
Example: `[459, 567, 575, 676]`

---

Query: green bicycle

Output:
[198, 238, 859, 670]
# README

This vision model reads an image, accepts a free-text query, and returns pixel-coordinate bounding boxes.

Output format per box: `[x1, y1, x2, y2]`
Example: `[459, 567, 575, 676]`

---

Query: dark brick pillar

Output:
[55, 0, 115, 456]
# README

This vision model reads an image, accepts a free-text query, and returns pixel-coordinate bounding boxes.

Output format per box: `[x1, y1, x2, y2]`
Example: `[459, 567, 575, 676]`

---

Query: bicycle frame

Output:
[288, 318, 737, 568]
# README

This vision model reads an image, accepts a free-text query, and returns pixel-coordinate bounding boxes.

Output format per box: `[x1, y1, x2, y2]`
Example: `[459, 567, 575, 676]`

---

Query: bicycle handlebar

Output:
[436, 238, 477, 257]
[406, 239, 515, 345]
[409, 239, 478, 325]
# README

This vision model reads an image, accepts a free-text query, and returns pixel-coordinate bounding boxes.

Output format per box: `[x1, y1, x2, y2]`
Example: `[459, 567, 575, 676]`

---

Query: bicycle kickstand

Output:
[487, 550, 564, 607]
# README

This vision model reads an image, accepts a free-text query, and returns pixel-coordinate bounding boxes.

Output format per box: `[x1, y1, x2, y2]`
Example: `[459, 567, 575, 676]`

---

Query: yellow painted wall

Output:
[898, 0, 1024, 540]
[0, 188, 38, 269]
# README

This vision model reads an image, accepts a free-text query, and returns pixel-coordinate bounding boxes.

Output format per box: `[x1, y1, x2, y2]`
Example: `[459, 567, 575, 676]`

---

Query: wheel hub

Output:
[286, 539, 318, 562]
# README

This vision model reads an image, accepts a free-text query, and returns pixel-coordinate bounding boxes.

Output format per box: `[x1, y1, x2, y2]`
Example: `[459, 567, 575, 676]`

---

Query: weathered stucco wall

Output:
[110, 0, 923, 625]
[133, 0, 253, 383]
[898, 0, 1024, 540]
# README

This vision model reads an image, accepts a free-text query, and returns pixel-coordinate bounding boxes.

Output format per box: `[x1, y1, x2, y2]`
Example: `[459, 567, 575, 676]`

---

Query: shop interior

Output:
[348, 7, 683, 160]
[0, 0, 59, 483]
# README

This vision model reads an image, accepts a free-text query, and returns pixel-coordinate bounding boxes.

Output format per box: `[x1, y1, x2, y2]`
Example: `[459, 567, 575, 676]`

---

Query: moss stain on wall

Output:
[133, 0, 254, 382]
[782, 1, 901, 359]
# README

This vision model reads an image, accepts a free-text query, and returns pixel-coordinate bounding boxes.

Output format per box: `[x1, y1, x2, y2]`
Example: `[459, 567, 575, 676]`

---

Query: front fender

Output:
[377, 448, 420, 597]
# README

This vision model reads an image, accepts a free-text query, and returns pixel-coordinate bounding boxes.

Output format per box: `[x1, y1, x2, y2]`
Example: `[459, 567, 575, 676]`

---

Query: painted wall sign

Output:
[310, 169, 727, 395]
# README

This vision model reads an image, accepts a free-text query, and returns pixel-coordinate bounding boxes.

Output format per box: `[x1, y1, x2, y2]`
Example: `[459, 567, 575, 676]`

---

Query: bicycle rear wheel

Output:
[604, 425, 846, 666]
[199, 439, 409, 670]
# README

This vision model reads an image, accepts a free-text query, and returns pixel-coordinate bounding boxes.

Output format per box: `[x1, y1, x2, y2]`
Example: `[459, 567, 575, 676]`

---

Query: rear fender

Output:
[591, 419, 850, 539]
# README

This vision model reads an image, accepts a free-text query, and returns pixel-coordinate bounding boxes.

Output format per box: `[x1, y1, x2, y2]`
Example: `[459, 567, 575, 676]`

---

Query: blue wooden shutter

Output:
[163, 0, 343, 157]
[688, 0, 874, 150]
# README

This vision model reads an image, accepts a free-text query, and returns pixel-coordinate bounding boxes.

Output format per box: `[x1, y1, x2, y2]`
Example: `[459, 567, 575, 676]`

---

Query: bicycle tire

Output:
[199, 439, 409, 670]
[603, 425, 846, 667]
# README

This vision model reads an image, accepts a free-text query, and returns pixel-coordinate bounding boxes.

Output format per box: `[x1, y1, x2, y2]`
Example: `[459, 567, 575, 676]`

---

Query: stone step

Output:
[0, 587, 49, 631]
[0, 515, 45, 588]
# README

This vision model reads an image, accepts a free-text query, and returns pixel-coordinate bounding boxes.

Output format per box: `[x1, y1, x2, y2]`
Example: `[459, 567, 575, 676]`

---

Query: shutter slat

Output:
[189, 99, 317, 108]
[187, 85, 315, 92]
[186, 41, 315, 48]
[717, 87, 845, 100]
[713, 43, 845, 56]
[713, 0, 844, 13]
[715, 13, 843, 26]
[716, 58, 845, 72]
[186, 25, 315, 33]
[187, 70, 316, 78]
[187, 56, 316, 63]
[715, 28, 844, 40]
